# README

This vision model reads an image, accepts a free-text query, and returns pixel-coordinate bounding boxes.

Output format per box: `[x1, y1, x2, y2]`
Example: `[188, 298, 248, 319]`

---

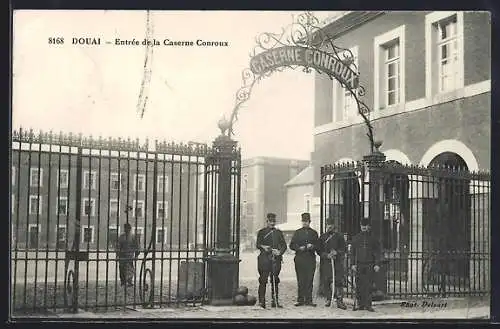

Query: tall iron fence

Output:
[10, 128, 241, 314]
[320, 159, 490, 299]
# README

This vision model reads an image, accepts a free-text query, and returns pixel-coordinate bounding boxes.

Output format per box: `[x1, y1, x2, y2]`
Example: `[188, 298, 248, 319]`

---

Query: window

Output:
[56, 225, 67, 249]
[438, 19, 458, 92]
[109, 199, 120, 217]
[11, 194, 15, 214]
[384, 42, 400, 106]
[134, 227, 144, 248]
[83, 170, 97, 190]
[28, 224, 41, 249]
[156, 227, 166, 244]
[12, 166, 15, 186]
[342, 47, 359, 121]
[425, 12, 464, 97]
[304, 193, 312, 212]
[110, 172, 121, 191]
[333, 46, 359, 123]
[246, 202, 255, 216]
[108, 225, 120, 249]
[82, 225, 95, 244]
[57, 197, 68, 216]
[30, 168, 43, 187]
[241, 200, 247, 216]
[156, 201, 168, 219]
[29, 195, 42, 215]
[157, 175, 169, 193]
[374, 25, 405, 110]
[134, 174, 146, 192]
[57, 169, 69, 188]
[133, 200, 145, 218]
[82, 198, 96, 216]
[243, 174, 248, 189]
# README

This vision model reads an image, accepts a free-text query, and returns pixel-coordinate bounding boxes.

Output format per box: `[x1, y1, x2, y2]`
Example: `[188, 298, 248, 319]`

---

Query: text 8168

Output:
[48, 37, 64, 45]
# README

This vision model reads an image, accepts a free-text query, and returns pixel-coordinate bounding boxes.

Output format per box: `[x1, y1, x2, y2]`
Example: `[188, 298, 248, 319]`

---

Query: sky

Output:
[12, 10, 338, 160]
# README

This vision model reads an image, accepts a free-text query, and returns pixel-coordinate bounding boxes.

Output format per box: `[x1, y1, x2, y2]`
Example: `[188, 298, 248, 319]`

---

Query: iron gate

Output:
[10, 128, 241, 314]
[320, 157, 490, 299]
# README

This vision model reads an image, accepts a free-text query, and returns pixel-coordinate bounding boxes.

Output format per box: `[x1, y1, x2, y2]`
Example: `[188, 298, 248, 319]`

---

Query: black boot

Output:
[258, 284, 266, 309]
[336, 287, 347, 310]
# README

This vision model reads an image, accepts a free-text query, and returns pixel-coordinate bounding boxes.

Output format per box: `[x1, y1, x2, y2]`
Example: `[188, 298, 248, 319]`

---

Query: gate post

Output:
[206, 119, 241, 306]
[362, 141, 388, 299]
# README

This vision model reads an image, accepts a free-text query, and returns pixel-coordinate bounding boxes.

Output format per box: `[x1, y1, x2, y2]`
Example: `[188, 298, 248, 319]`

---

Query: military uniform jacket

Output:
[317, 230, 346, 291]
[256, 227, 287, 261]
[117, 233, 139, 259]
[351, 231, 381, 266]
[289, 227, 319, 257]
[317, 231, 346, 261]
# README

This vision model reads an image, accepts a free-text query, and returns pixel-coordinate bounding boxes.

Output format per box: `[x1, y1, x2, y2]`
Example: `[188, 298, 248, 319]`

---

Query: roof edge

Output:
[317, 11, 386, 41]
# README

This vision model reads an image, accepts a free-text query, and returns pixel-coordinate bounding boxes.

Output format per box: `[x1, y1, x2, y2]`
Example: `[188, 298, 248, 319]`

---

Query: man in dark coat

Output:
[317, 217, 347, 309]
[117, 223, 140, 287]
[350, 218, 381, 312]
[256, 213, 287, 308]
[289, 212, 319, 307]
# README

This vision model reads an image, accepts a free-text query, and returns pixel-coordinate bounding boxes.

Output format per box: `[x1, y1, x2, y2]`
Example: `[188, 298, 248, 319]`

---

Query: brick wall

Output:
[11, 149, 201, 250]
[315, 11, 491, 128]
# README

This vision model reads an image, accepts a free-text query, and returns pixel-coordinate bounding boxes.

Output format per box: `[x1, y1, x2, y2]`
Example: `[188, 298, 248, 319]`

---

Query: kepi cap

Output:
[360, 218, 370, 226]
[267, 213, 277, 221]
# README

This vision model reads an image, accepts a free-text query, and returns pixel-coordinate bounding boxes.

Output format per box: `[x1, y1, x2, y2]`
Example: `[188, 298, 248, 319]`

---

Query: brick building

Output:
[11, 142, 204, 251]
[309, 11, 490, 292]
[312, 11, 490, 187]
[239, 157, 309, 249]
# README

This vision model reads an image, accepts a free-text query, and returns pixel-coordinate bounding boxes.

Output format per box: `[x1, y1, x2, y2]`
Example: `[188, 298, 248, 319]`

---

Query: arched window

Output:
[428, 152, 470, 280]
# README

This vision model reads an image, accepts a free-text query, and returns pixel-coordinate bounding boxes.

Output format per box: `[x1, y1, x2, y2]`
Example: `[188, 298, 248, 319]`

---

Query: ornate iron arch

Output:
[228, 11, 375, 152]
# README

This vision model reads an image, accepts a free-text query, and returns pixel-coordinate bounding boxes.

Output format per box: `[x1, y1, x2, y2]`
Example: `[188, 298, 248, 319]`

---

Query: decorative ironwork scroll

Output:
[229, 11, 375, 152]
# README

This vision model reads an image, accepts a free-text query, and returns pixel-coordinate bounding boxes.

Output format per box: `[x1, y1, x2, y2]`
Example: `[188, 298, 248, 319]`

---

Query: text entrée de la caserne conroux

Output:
[114, 38, 230, 47]
[53, 37, 230, 47]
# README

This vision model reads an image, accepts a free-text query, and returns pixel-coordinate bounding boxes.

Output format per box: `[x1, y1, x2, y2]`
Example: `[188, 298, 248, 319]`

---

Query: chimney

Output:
[289, 160, 299, 179]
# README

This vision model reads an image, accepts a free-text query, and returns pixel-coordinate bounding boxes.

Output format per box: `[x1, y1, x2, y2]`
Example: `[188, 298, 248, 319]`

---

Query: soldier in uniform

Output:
[350, 218, 381, 312]
[317, 217, 347, 309]
[117, 223, 140, 287]
[256, 213, 287, 308]
[289, 212, 319, 307]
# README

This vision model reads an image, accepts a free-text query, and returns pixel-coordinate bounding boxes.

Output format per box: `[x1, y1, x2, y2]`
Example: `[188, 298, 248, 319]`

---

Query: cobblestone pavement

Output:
[12, 252, 490, 320]
[19, 293, 490, 320]
[49, 303, 489, 320]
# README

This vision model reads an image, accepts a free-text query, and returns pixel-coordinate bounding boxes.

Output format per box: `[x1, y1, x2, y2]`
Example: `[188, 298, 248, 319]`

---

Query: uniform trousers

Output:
[257, 253, 282, 303]
[355, 264, 374, 308]
[294, 253, 316, 303]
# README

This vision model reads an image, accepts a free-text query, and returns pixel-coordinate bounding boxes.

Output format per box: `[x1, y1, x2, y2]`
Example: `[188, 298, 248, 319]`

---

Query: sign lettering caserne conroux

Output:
[250, 45, 359, 90]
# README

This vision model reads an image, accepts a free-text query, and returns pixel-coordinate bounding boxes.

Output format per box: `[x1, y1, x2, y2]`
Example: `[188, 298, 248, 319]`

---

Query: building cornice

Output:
[314, 79, 491, 136]
[319, 11, 386, 41]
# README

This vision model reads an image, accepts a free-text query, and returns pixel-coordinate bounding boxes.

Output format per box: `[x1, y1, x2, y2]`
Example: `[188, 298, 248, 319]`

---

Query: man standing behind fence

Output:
[351, 218, 381, 312]
[290, 212, 319, 307]
[256, 213, 287, 309]
[117, 223, 140, 287]
[317, 216, 347, 309]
